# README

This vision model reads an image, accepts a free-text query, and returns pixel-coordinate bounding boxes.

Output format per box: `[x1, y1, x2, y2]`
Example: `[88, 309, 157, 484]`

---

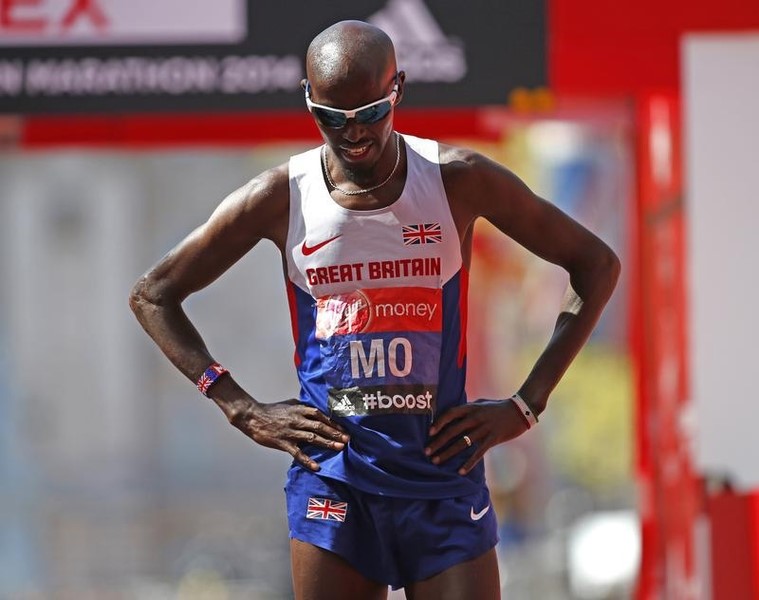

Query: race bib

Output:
[315, 287, 442, 417]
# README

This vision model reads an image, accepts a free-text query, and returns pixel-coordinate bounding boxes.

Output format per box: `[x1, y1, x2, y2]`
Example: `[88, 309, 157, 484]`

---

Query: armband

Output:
[561, 284, 584, 316]
[511, 392, 539, 428]
[197, 362, 229, 397]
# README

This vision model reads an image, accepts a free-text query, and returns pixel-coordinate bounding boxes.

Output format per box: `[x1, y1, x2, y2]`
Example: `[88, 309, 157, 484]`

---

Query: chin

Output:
[343, 158, 379, 180]
[338, 144, 381, 175]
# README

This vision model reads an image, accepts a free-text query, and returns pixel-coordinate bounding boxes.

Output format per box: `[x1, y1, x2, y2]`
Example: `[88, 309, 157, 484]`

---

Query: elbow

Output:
[571, 244, 621, 296]
[606, 247, 622, 284]
[596, 245, 621, 293]
[129, 273, 166, 320]
[128, 276, 150, 317]
[129, 270, 182, 320]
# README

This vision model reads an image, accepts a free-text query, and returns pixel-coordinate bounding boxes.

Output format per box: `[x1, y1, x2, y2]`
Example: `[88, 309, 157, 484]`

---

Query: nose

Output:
[341, 119, 367, 143]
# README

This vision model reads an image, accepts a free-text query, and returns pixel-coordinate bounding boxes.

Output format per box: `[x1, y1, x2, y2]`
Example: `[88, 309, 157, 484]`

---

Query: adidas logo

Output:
[333, 394, 357, 415]
[368, 0, 467, 83]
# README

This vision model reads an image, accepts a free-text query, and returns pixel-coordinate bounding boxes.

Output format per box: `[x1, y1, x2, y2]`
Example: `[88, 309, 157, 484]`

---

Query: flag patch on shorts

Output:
[306, 497, 348, 522]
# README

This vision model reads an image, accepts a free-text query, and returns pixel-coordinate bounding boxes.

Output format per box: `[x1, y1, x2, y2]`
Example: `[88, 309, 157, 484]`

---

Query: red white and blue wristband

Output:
[197, 362, 229, 397]
[511, 392, 539, 428]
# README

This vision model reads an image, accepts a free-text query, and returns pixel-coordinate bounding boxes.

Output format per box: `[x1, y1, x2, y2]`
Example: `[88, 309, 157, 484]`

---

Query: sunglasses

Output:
[305, 78, 399, 129]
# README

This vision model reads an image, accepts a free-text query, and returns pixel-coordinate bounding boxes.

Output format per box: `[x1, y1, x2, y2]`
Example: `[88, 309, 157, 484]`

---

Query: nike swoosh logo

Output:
[470, 504, 491, 521]
[301, 234, 342, 256]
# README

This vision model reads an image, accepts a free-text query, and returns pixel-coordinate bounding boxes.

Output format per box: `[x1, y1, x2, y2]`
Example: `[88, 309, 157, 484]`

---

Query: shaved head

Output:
[307, 21, 397, 89]
[304, 21, 404, 183]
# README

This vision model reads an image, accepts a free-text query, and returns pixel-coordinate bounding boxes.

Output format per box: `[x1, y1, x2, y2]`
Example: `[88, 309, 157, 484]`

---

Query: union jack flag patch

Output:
[306, 497, 348, 522]
[402, 223, 442, 245]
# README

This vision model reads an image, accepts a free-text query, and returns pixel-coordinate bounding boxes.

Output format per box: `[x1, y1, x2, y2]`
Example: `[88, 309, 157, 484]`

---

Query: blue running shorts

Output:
[284, 466, 499, 590]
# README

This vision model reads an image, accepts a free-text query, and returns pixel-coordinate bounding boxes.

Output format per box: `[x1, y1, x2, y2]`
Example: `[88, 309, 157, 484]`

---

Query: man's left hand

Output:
[425, 399, 530, 475]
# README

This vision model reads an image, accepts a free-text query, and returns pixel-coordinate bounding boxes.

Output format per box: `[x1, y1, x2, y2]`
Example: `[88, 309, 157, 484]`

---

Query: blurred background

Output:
[1, 1, 758, 599]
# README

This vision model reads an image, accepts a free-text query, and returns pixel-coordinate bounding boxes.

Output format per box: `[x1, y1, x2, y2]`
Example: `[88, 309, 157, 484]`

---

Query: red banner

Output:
[633, 92, 702, 599]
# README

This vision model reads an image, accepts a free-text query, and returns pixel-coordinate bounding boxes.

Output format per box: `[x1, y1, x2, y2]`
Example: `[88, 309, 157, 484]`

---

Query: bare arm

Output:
[129, 164, 348, 471]
[130, 171, 281, 383]
[463, 152, 620, 411]
[427, 146, 621, 472]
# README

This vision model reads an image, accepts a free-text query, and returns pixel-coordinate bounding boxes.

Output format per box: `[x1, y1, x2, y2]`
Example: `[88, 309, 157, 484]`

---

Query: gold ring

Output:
[463, 435, 472, 447]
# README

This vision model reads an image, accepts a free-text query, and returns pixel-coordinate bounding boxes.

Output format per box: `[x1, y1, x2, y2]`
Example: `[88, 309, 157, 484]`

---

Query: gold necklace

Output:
[322, 132, 401, 196]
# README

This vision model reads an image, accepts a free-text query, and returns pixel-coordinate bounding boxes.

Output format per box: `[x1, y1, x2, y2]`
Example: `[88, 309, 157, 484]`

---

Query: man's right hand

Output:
[227, 399, 350, 472]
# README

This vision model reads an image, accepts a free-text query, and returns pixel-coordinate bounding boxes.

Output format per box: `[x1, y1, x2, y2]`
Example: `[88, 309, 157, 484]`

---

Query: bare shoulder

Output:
[438, 141, 617, 273]
[133, 161, 292, 301]
[216, 162, 290, 227]
[209, 161, 291, 249]
[437, 142, 530, 224]
[437, 143, 483, 181]
[244, 162, 290, 209]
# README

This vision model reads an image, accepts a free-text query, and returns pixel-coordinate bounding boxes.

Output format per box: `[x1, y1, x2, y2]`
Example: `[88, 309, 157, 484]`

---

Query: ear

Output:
[300, 78, 308, 91]
[395, 70, 406, 106]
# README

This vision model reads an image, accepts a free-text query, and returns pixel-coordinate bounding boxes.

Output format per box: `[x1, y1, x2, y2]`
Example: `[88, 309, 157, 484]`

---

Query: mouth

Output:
[339, 142, 372, 161]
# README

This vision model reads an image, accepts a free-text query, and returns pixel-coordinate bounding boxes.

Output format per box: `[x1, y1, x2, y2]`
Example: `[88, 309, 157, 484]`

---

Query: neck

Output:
[322, 132, 401, 196]
[331, 132, 398, 187]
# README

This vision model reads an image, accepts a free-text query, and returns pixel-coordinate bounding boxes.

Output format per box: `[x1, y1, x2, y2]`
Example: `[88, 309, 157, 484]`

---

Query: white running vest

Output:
[284, 134, 484, 498]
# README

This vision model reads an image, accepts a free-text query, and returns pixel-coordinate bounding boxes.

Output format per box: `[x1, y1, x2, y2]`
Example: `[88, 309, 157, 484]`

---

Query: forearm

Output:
[517, 249, 621, 414]
[129, 276, 347, 470]
[129, 277, 257, 419]
[130, 275, 213, 377]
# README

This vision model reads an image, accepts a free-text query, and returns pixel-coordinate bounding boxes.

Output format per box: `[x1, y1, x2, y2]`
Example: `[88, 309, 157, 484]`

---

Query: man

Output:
[130, 20, 620, 600]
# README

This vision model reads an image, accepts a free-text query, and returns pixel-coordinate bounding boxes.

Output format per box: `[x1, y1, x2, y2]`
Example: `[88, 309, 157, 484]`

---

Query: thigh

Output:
[392, 484, 499, 589]
[404, 547, 500, 600]
[291, 538, 388, 600]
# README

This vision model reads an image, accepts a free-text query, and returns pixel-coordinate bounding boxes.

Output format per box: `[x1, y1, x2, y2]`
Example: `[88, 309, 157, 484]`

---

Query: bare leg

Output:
[290, 538, 389, 600]
[404, 548, 500, 600]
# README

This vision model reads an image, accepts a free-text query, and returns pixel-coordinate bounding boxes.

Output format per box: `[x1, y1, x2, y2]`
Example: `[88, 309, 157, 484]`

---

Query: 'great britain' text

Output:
[306, 257, 440, 286]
